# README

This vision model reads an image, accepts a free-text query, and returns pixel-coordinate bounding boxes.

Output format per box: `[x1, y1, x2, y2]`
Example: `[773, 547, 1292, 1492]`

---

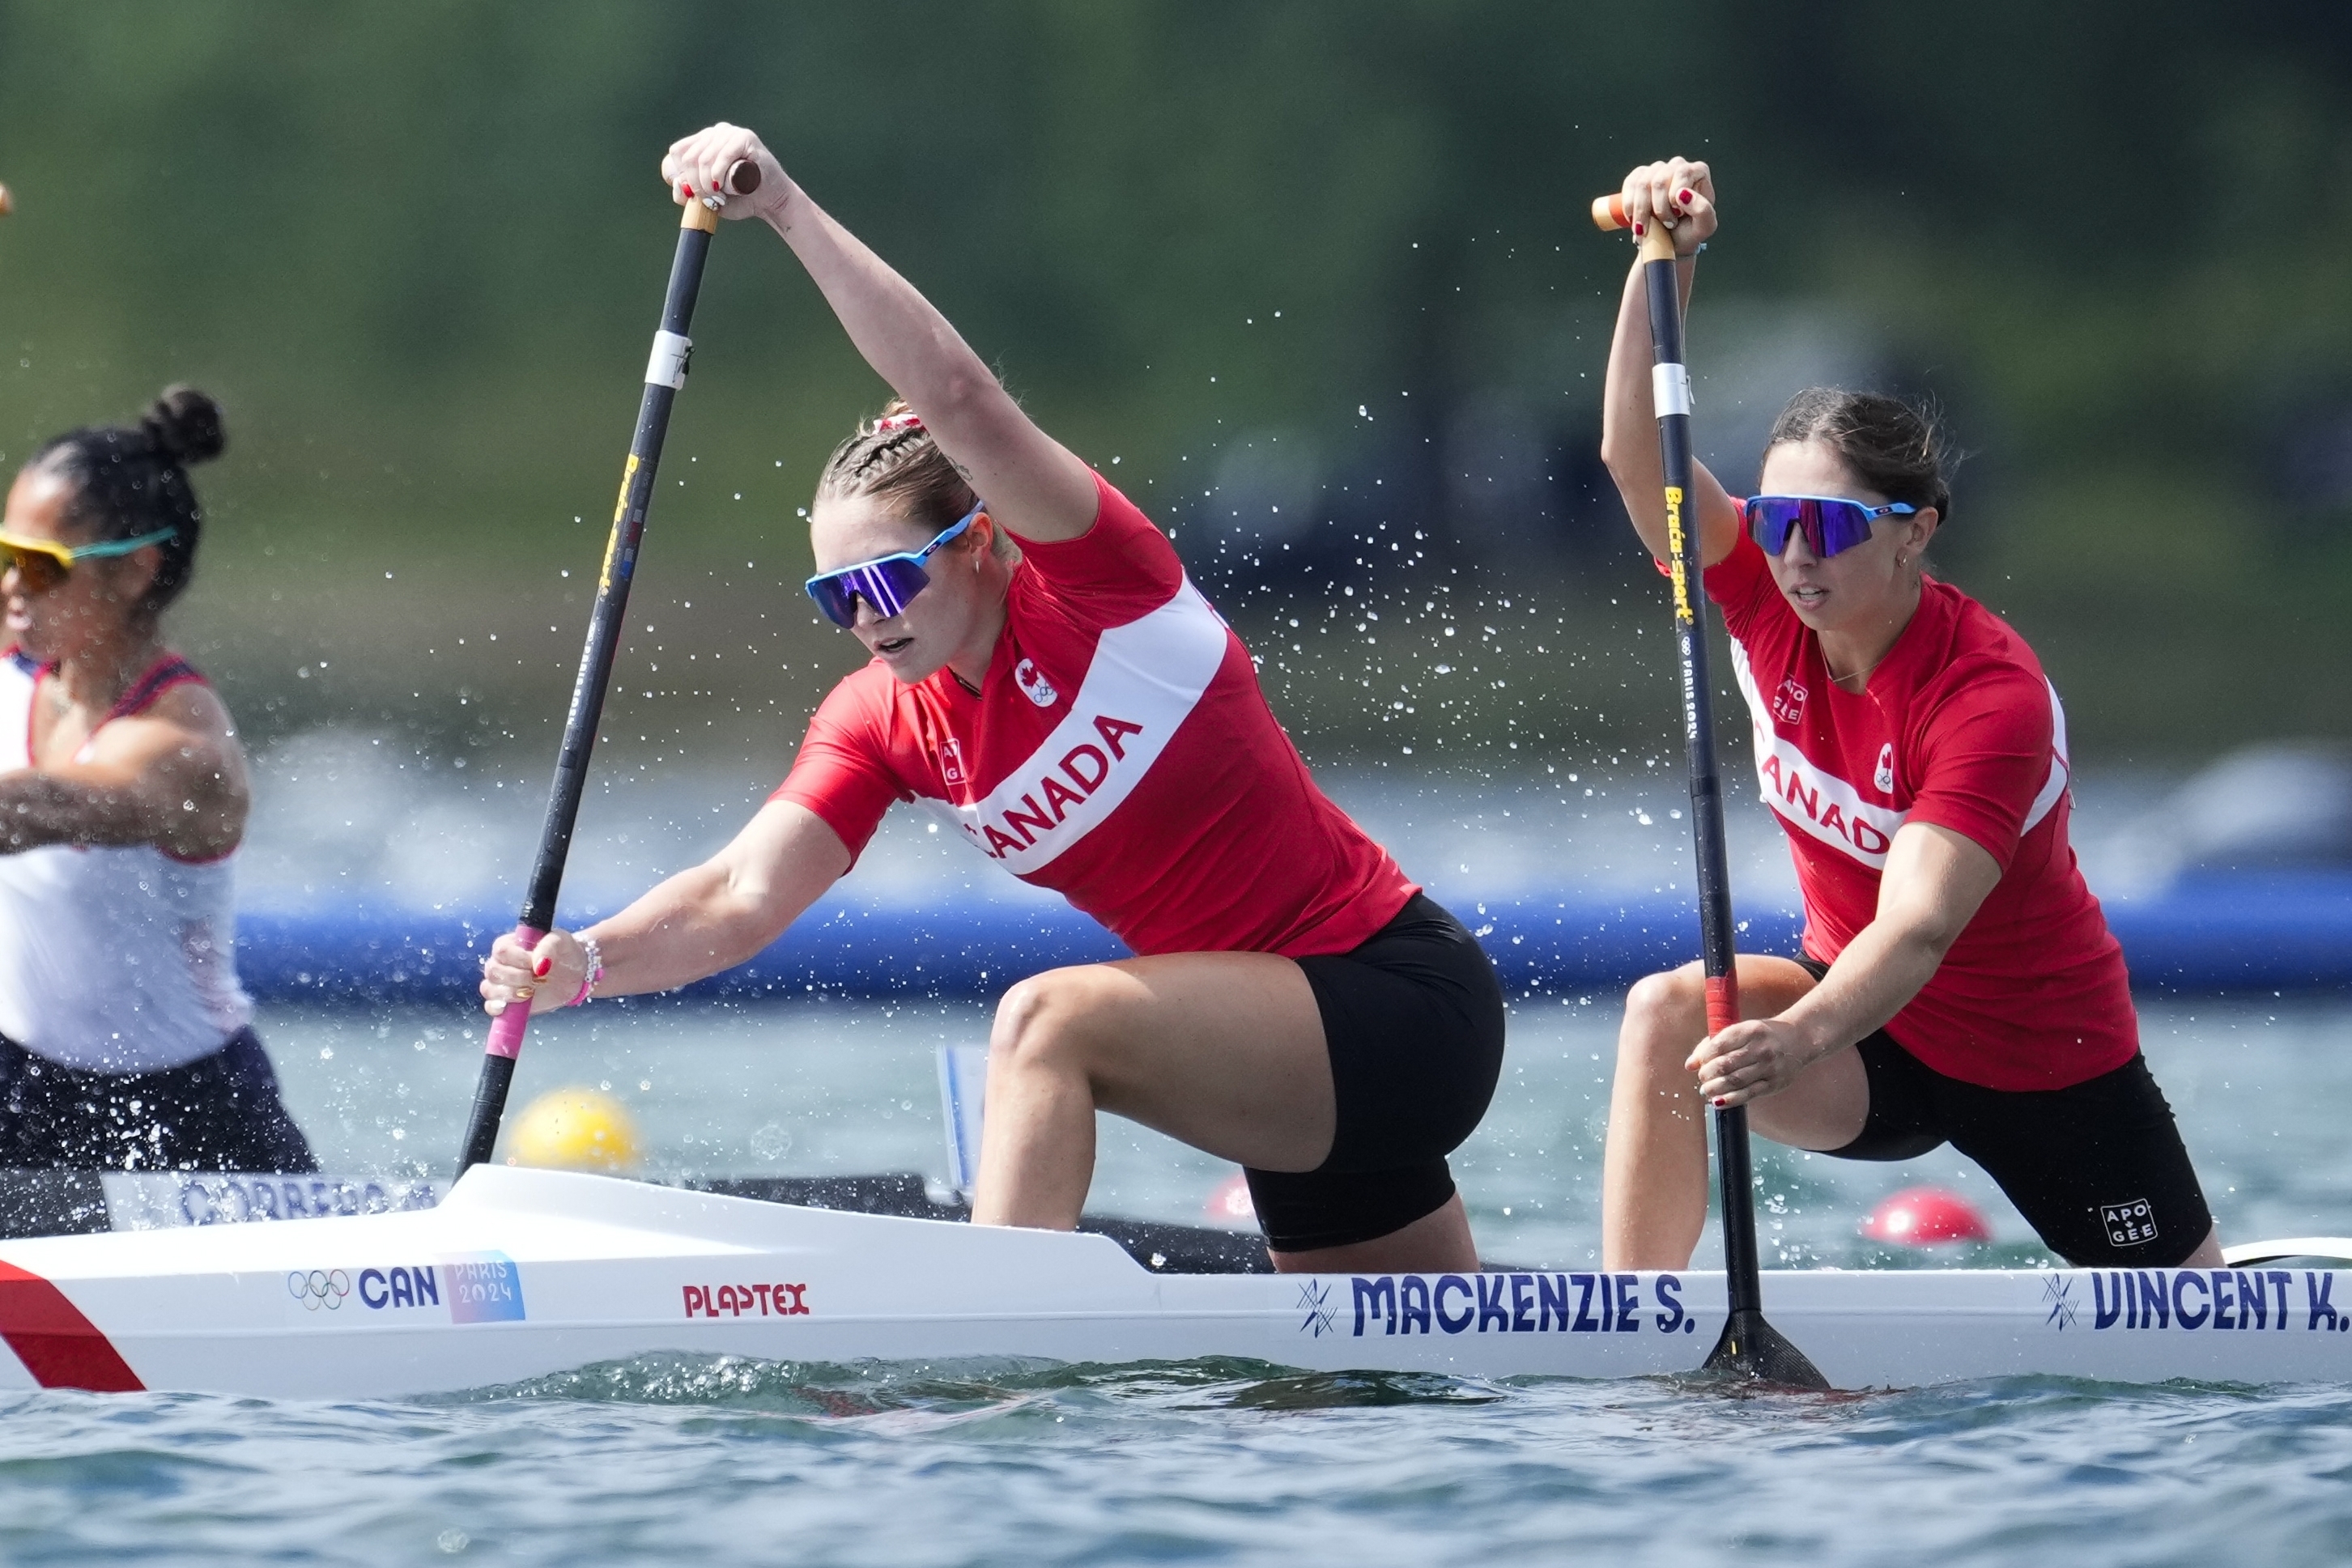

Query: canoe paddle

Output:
[455, 159, 759, 1176]
[1592, 192, 1829, 1389]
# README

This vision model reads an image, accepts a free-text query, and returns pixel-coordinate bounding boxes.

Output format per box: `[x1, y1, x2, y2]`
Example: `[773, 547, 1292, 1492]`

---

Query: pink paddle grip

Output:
[483, 922, 547, 1060]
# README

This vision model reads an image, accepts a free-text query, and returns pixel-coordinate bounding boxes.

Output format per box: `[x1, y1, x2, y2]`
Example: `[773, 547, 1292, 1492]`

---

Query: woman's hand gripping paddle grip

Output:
[483, 926, 548, 1061]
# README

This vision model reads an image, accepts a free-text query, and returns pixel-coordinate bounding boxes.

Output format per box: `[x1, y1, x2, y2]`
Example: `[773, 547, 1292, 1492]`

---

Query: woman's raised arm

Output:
[1597, 156, 1742, 569]
[662, 123, 1100, 542]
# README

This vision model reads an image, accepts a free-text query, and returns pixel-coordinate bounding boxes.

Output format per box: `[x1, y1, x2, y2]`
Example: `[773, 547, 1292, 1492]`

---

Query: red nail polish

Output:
[1712, 1097, 1727, 1107]
[1631, 220, 1645, 236]
[1678, 188, 1695, 206]
[534, 958, 552, 978]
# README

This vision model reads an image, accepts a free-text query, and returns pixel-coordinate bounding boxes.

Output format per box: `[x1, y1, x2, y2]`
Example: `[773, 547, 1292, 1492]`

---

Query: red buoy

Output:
[1861, 1185, 1993, 1245]
[1205, 1172, 1256, 1227]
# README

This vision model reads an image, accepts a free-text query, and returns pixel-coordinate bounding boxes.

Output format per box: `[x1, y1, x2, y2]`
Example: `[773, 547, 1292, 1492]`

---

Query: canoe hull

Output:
[2, 1166, 2344, 1396]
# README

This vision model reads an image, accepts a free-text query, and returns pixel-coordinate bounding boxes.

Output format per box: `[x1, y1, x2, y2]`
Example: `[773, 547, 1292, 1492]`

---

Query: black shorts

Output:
[0, 1026, 317, 1174]
[1244, 894, 1506, 1253]
[1793, 957, 2210, 1267]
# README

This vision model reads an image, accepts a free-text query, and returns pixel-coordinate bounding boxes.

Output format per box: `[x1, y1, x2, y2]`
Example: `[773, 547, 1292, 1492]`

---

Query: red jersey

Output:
[777, 474, 1416, 958]
[1705, 527, 2137, 1090]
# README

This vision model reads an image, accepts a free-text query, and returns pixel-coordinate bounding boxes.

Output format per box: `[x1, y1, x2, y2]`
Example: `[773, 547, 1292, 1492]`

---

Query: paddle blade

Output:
[935, 1043, 989, 1199]
[1703, 1308, 1831, 1390]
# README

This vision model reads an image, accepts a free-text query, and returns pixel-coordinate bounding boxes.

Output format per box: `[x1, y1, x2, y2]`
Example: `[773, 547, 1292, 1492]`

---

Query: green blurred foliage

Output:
[1, 0, 2346, 771]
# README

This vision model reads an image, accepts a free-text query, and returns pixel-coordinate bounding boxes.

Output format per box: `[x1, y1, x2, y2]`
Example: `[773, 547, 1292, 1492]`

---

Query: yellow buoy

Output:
[505, 1086, 640, 1173]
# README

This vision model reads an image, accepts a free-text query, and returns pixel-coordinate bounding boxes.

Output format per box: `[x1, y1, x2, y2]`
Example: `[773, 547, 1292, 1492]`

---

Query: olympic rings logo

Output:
[287, 1268, 352, 1311]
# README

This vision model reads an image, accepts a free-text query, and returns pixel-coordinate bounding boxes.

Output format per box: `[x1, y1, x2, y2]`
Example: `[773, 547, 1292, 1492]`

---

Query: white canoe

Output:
[2, 1164, 2349, 1396]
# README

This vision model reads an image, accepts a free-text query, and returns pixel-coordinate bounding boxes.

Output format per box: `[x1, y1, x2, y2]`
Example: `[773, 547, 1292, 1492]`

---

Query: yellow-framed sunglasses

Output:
[0, 527, 177, 595]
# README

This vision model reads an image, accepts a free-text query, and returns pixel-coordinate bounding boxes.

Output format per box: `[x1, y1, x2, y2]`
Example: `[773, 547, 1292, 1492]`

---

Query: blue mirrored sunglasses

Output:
[1746, 495, 1916, 559]
[803, 504, 984, 628]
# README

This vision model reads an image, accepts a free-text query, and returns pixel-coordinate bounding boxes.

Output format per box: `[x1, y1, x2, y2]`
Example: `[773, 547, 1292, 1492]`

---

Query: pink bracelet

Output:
[565, 935, 604, 1008]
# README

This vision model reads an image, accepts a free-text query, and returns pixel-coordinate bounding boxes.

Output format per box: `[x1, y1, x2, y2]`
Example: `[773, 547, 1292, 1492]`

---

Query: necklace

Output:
[1826, 580, 1915, 687]
[1827, 648, 1890, 688]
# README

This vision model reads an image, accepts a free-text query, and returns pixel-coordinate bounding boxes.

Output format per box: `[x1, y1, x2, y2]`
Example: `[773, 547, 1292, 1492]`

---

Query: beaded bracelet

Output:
[565, 933, 604, 1008]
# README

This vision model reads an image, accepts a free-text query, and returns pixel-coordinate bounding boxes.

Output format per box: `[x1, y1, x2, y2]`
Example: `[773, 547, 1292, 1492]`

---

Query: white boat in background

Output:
[2, 1164, 2349, 1398]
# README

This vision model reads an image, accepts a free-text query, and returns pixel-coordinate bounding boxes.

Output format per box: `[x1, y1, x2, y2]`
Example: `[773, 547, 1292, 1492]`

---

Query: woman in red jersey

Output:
[1595, 158, 2218, 1271]
[479, 124, 1504, 1273]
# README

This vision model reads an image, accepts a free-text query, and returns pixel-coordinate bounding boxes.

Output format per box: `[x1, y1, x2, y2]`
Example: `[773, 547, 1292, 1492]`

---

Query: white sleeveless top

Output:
[0, 648, 252, 1071]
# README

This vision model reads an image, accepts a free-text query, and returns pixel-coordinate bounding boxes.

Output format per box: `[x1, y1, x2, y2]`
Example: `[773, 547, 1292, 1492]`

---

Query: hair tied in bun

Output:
[138, 385, 228, 466]
[28, 385, 227, 618]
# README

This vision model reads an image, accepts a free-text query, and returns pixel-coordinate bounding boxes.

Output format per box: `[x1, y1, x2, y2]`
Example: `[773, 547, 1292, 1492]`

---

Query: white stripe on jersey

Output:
[922, 577, 1231, 877]
[1727, 642, 2069, 872]
[2025, 684, 2071, 832]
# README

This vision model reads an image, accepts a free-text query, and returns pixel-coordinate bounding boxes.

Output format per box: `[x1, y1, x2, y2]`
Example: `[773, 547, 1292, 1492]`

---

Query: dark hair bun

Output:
[140, 385, 226, 465]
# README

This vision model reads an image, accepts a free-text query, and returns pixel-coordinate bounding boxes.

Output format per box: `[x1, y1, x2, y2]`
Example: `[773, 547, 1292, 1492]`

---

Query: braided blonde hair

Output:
[815, 399, 1018, 562]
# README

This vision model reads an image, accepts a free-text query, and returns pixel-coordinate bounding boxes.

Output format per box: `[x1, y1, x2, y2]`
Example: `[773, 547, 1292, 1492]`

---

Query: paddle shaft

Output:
[456, 164, 755, 1175]
[1627, 220, 1768, 1322]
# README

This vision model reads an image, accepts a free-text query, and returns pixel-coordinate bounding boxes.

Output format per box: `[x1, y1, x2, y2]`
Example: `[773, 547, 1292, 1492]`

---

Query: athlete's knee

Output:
[989, 967, 1106, 1077]
[1619, 963, 1704, 1056]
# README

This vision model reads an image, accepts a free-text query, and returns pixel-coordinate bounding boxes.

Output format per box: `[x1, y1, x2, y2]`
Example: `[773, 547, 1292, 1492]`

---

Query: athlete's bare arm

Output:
[1689, 822, 2001, 1107]
[661, 123, 1100, 546]
[0, 683, 248, 859]
[1597, 155, 1742, 569]
[480, 799, 852, 1015]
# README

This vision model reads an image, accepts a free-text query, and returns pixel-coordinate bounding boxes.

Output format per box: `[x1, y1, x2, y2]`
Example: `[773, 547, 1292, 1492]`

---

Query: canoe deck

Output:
[0, 1166, 1274, 1277]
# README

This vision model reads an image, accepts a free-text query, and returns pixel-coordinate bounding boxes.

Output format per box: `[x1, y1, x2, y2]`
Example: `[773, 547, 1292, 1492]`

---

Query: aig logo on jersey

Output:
[1771, 678, 1807, 726]
[1014, 658, 1059, 708]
